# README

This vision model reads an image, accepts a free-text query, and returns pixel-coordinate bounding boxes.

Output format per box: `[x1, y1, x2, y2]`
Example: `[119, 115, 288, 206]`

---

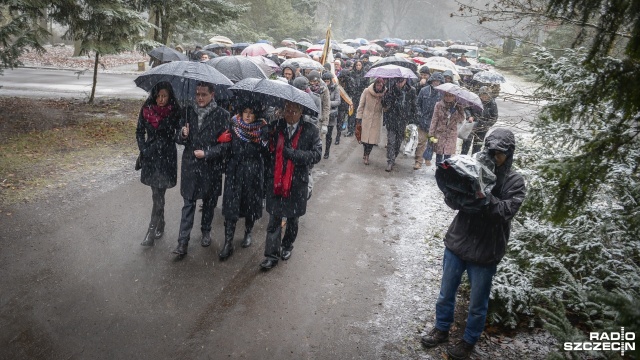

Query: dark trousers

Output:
[461, 130, 488, 155]
[224, 217, 255, 233]
[363, 143, 374, 156]
[326, 125, 334, 147]
[436, 154, 451, 164]
[347, 101, 359, 134]
[177, 195, 218, 244]
[264, 214, 299, 261]
[337, 108, 347, 138]
[386, 126, 405, 164]
[150, 187, 166, 225]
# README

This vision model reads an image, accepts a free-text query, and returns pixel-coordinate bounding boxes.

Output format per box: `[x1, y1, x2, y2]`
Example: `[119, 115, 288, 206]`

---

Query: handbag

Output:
[457, 120, 474, 140]
[135, 153, 142, 171]
[355, 120, 362, 143]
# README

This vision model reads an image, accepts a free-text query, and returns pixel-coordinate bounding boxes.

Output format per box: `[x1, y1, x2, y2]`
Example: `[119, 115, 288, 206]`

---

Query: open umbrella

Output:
[342, 39, 355, 44]
[456, 65, 473, 76]
[204, 43, 225, 51]
[411, 47, 428, 55]
[281, 39, 297, 47]
[272, 47, 310, 59]
[208, 35, 233, 46]
[134, 61, 233, 104]
[370, 55, 418, 72]
[358, 44, 383, 52]
[194, 50, 218, 60]
[305, 44, 324, 53]
[246, 55, 279, 71]
[148, 45, 188, 62]
[365, 64, 418, 79]
[241, 43, 276, 57]
[341, 45, 356, 54]
[229, 78, 319, 116]
[296, 41, 313, 49]
[231, 43, 250, 50]
[385, 42, 400, 48]
[473, 70, 506, 84]
[280, 58, 324, 71]
[205, 56, 268, 83]
[354, 38, 369, 45]
[434, 83, 483, 111]
[412, 57, 430, 65]
[386, 38, 405, 46]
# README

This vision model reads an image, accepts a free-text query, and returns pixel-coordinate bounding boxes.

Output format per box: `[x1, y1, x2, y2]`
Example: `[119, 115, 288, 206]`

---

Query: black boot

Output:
[219, 220, 235, 260]
[154, 209, 165, 239]
[241, 220, 253, 248]
[141, 222, 157, 246]
[323, 141, 331, 159]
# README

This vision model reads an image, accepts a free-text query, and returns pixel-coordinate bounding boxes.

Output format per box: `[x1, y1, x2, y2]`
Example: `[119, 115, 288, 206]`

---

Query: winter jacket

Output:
[356, 83, 385, 145]
[264, 119, 322, 218]
[327, 83, 341, 126]
[338, 75, 355, 111]
[429, 100, 465, 155]
[312, 83, 331, 127]
[135, 104, 180, 189]
[222, 121, 269, 222]
[443, 128, 526, 265]
[176, 103, 230, 200]
[382, 81, 417, 131]
[464, 98, 498, 132]
[416, 85, 442, 132]
[350, 68, 368, 105]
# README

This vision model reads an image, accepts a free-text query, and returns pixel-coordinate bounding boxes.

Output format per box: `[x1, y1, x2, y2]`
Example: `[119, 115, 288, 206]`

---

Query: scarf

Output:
[192, 101, 217, 128]
[273, 125, 302, 198]
[142, 105, 173, 129]
[232, 115, 266, 143]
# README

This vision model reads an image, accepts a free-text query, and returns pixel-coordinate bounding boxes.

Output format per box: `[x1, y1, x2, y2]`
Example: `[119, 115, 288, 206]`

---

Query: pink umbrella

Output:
[385, 43, 400, 48]
[305, 44, 324, 53]
[272, 47, 310, 59]
[241, 43, 276, 56]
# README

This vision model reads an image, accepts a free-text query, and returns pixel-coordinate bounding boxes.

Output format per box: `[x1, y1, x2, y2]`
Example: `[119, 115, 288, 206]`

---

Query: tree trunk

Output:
[73, 40, 84, 56]
[89, 52, 99, 104]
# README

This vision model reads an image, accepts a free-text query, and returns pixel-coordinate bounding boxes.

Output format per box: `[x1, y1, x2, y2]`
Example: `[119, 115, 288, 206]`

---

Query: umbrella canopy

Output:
[230, 42, 250, 50]
[411, 47, 428, 55]
[358, 44, 383, 52]
[307, 50, 323, 58]
[229, 78, 319, 116]
[412, 57, 430, 65]
[385, 42, 400, 48]
[342, 39, 355, 44]
[341, 45, 356, 54]
[208, 35, 233, 46]
[370, 55, 418, 72]
[281, 38, 297, 46]
[135, 61, 233, 104]
[246, 55, 279, 70]
[272, 47, 310, 59]
[305, 44, 324, 53]
[241, 43, 276, 56]
[148, 45, 188, 62]
[280, 58, 324, 71]
[473, 70, 506, 84]
[194, 50, 218, 60]
[386, 38, 405, 46]
[297, 41, 313, 48]
[204, 43, 225, 51]
[424, 56, 460, 78]
[456, 65, 473, 76]
[353, 37, 369, 45]
[205, 56, 268, 83]
[365, 64, 418, 79]
[434, 83, 483, 111]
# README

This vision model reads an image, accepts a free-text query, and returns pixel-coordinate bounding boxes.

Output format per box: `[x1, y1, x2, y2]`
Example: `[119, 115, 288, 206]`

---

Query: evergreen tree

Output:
[0, 0, 50, 74]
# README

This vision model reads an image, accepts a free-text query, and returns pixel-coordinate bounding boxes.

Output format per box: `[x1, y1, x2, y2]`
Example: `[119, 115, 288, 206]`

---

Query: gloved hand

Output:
[283, 146, 294, 159]
[217, 130, 232, 143]
[260, 124, 271, 142]
[430, 136, 438, 144]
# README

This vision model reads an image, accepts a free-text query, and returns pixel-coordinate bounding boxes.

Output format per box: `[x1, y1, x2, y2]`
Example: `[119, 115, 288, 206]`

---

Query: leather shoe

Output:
[201, 231, 212, 247]
[281, 249, 292, 260]
[385, 163, 393, 172]
[260, 259, 278, 270]
[172, 243, 188, 256]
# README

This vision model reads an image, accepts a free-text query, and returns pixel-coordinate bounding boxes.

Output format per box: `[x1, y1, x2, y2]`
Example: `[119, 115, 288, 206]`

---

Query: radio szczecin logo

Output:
[564, 327, 635, 356]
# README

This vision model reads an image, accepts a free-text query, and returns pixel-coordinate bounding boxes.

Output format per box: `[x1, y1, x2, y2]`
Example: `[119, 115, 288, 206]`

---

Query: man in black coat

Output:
[172, 82, 231, 256]
[382, 77, 417, 172]
[421, 128, 526, 360]
[260, 101, 322, 270]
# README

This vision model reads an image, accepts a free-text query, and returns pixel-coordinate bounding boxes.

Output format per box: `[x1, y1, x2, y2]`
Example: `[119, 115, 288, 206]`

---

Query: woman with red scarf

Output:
[135, 82, 181, 246]
[219, 104, 269, 260]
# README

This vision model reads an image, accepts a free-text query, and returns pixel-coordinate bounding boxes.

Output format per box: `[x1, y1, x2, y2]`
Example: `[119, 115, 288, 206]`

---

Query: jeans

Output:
[435, 248, 497, 345]
[177, 195, 218, 244]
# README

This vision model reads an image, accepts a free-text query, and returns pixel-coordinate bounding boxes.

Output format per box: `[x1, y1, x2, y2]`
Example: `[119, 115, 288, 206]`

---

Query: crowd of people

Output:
[137, 39, 523, 360]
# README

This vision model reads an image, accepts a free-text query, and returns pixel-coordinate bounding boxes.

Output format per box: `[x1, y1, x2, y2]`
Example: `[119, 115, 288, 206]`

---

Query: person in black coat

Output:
[382, 77, 417, 172]
[461, 86, 499, 155]
[259, 101, 322, 270]
[347, 60, 368, 136]
[337, 69, 355, 145]
[136, 82, 181, 246]
[421, 128, 526, 359]
[172, 82, 231, 256]
[219, 103, 269, 260]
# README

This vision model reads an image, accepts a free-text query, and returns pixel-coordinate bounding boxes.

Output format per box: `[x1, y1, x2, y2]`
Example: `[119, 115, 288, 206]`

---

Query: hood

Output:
[366, 83, 384, 97]
[484, 128, 516, 176]
[428, 73, 444, 84]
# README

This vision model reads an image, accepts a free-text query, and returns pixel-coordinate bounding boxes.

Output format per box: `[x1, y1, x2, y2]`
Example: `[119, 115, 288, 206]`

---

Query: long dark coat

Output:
[176, 104, 230, 200]
[264, 119, 322, 218]
[135, 106, 180, 188]
[222, 126, 268, 221]
[382, 81, 417, 131]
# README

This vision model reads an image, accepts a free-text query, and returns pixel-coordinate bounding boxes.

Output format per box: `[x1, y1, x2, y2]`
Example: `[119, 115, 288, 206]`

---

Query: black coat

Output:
[350, 69, 368, 106]
[443, 129, 526, 265]
[136, 106, 181, 188]
[464, 98, 498, 132]
[382, 82, 417, 131]
[264, 119, 322, 218]
[222, 128, 268, 221]
[176, 104, 230, 200]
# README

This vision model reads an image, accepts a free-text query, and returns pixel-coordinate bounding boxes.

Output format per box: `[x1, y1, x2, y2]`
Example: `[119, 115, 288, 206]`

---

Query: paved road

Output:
[0, 70, 540, 359]
[0, 67, 147, 99]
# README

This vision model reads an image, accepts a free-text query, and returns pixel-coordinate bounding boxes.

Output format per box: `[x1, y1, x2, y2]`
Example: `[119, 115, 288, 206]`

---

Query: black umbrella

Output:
[205, 56, 268, 83]
[369, 55, 418, 72]
[148, 45, 188, 62]
[204, 43, 225, 51]
[194, 50, 218, 60]
[134, 61, 234, 104]
[229, 78, 319, 116]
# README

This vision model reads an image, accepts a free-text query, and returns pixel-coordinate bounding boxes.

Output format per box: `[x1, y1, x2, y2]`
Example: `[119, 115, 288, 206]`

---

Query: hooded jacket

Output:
[443, 128, 526, 265]
[416, 83, 442, 131]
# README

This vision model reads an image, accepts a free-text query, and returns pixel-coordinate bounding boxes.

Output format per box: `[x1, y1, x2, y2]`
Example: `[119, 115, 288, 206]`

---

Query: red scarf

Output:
[142, 105, 173, 129]
[273, 126, 302, 198]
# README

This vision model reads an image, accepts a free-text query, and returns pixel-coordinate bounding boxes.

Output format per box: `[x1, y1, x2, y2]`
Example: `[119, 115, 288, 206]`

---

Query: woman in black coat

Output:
[135, 82, 181, 246]
[219, 104, 269, 259]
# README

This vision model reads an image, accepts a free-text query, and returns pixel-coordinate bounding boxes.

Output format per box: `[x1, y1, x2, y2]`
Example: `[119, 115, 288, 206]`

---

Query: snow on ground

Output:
[17, 45, 147, 70]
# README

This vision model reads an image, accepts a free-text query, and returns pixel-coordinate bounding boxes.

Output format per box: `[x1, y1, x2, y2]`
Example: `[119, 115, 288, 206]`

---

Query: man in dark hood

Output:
[421, 128, 526, 360]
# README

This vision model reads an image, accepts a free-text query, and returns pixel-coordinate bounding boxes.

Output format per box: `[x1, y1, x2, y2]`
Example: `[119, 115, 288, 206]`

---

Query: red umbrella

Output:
[305, 44, 324, 53]
[241, 43, 276, 56]
[385, 43, 400, 48]
[412, 57, 429, 65]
